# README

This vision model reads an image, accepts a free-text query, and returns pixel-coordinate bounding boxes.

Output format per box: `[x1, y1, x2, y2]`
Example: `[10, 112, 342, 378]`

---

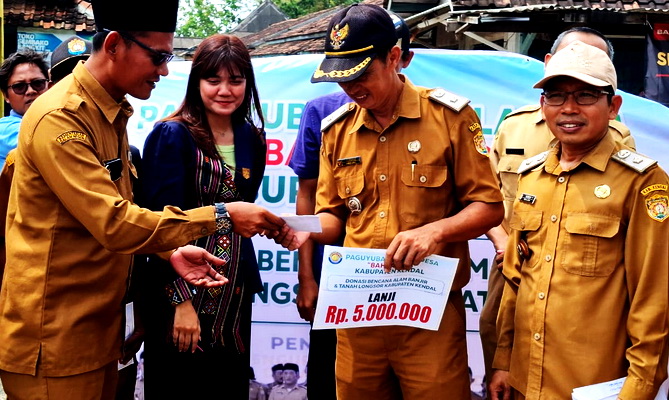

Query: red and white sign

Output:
[654, 23, 669, 41]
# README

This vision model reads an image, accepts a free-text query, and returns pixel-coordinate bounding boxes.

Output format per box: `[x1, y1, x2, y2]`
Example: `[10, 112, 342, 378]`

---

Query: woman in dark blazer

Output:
[139, 34, 268, 399]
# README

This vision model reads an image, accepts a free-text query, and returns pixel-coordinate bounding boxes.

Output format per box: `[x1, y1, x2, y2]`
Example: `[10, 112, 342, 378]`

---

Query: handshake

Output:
[171, 201, 316, 287]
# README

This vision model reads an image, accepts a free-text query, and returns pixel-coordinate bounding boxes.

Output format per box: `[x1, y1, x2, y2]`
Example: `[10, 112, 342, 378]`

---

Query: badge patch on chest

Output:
[594, 185, 611, 199]
[347, 196, 362, 214]
[646, 193, 669, 222]
[242, 168, 251, 179]
[56, 131, 87, 144]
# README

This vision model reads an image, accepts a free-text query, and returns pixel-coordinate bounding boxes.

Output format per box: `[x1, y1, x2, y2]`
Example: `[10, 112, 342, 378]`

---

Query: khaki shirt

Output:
[316, 76, 502, 289]
[490, 105, 635, 224]
[268, 385, 307, 400]
[493, 134, 669, 399]
[0, 63, 216, 376]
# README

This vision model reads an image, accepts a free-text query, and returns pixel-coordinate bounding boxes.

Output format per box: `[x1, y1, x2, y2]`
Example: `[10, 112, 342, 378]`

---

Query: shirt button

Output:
[379, 174, 387, 182]
[345, 187, 351, 195]
[558, 176, 566, 183]
[379, 211, 386, 218]
[534, 333, 541, 341]
[379, 136, 387, 143]
[200, 227, 209, 235]
[419, 175, 427, 183]
[506, 165, 512, 171]
[538, 292, 545, 300]
[550, 215, 557, 222]
[545, 255, 552, 262]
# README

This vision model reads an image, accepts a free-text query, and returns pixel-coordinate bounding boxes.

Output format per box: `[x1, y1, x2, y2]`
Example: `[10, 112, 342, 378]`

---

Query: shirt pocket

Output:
[509, 210, 543, 269]
[399, 164, 448, 225]
[497, 155, 523, 202]
[335, 172, 365, 226]
[560, 213, 621, 277]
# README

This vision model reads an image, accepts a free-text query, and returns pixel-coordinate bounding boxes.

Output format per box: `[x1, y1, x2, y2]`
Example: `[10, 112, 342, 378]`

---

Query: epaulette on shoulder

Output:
[321, 102, 355, 132]
[611, 149, 657, 173]
[63, 94, 85, 113]
[505, 104, 540, 119]
[517, 151, 549, 174]
[429, 88, 470, 113]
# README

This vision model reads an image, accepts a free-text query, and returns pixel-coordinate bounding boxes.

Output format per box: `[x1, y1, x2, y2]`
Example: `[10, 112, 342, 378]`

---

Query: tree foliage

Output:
[177, 0, 242, 38]
[274, 0, 358, 19]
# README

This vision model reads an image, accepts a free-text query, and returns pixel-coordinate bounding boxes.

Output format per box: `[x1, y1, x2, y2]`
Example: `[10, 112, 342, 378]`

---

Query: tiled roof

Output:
[403, 0, 668, 10]
[4, 0, 95, 32]
[243, 0, 384, 57]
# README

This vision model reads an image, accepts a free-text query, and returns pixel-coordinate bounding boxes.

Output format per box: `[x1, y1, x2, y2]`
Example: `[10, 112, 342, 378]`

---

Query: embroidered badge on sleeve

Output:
[56, 131, 87, 145]
[645, 191, 669, 222]
[471, 125, 488, 156]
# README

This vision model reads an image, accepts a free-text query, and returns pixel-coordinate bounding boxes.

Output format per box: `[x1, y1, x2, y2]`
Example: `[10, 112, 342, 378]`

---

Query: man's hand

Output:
[227, 202, 285, 238]
[495, 250, 505, 271]
[489, 370, 511, 400]
[384, 223, 441, 272]
[172, 300, 201, 353]
[296, 278, 319, 322]
[170, 245, 228, 287]
[120, 327, 144, 364]
[272, 225, 310, 251]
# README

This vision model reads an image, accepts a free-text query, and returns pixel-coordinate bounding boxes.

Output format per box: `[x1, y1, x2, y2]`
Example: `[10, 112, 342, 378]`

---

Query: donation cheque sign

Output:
[313, 246, 459, 331]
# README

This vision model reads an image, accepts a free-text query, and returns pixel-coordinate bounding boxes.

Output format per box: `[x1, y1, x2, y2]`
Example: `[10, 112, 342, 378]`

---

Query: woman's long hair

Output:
[166, 34, 265, 159]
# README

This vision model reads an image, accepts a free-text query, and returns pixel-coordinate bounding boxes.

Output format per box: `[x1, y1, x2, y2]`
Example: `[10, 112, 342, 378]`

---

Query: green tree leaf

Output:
[274, 0, 357, 19]
[177, 0, 243, 37]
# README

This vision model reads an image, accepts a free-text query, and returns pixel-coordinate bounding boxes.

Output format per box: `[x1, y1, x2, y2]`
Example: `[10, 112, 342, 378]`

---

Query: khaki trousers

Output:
[336, 291, 470, 400]
[0, 361, 118, 400]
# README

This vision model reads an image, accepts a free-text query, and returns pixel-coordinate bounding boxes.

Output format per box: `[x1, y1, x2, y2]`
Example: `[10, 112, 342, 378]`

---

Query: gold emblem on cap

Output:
[347, 196, 362, 214]
[330, 23, 349, 50]
[407, 140, 421, 153]
[594, 185, 610, 199]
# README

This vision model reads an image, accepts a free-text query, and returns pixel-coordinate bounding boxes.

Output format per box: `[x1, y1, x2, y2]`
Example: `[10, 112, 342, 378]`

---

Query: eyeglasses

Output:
[8, 78, 48, 95]
[119, 32, 174, 66]
[542, 89, 611, 106]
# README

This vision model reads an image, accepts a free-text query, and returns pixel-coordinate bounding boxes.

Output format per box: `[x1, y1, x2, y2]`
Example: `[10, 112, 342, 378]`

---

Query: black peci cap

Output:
[271, 364, 284, 372]
[311, 4, 397, 83]
[50, 36, 92, 83]
[91, 0, 180, 33]
[283, 363, 299, 373]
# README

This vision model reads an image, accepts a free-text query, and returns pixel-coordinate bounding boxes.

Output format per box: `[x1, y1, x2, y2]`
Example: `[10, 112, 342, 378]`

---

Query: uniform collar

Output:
[72, 62, 133, 124]
[544, 130, 616, 174]
[348, 74, 421, 135]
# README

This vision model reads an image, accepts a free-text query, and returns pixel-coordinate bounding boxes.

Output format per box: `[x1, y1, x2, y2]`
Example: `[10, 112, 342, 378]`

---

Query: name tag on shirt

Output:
[337, 156, 362, 167]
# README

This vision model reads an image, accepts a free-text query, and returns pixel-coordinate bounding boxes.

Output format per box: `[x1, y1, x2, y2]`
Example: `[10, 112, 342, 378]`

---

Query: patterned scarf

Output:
[190, 147, 246, 352]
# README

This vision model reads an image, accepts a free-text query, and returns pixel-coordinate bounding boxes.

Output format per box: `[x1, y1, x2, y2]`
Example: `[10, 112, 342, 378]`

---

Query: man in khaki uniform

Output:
[489, 41, 669, 400]
[0, 0, 286, 398]
[289, 4, 504, 399]
[479, 27, 635, 380]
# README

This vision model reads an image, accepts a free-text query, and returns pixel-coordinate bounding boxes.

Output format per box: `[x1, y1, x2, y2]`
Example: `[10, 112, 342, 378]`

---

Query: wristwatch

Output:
[214, 202, 232, 235]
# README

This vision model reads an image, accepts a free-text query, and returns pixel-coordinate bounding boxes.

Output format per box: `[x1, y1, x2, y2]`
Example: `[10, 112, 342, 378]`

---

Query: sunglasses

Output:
[118, 32, 174, 66]
[8, 78, 48, 95]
